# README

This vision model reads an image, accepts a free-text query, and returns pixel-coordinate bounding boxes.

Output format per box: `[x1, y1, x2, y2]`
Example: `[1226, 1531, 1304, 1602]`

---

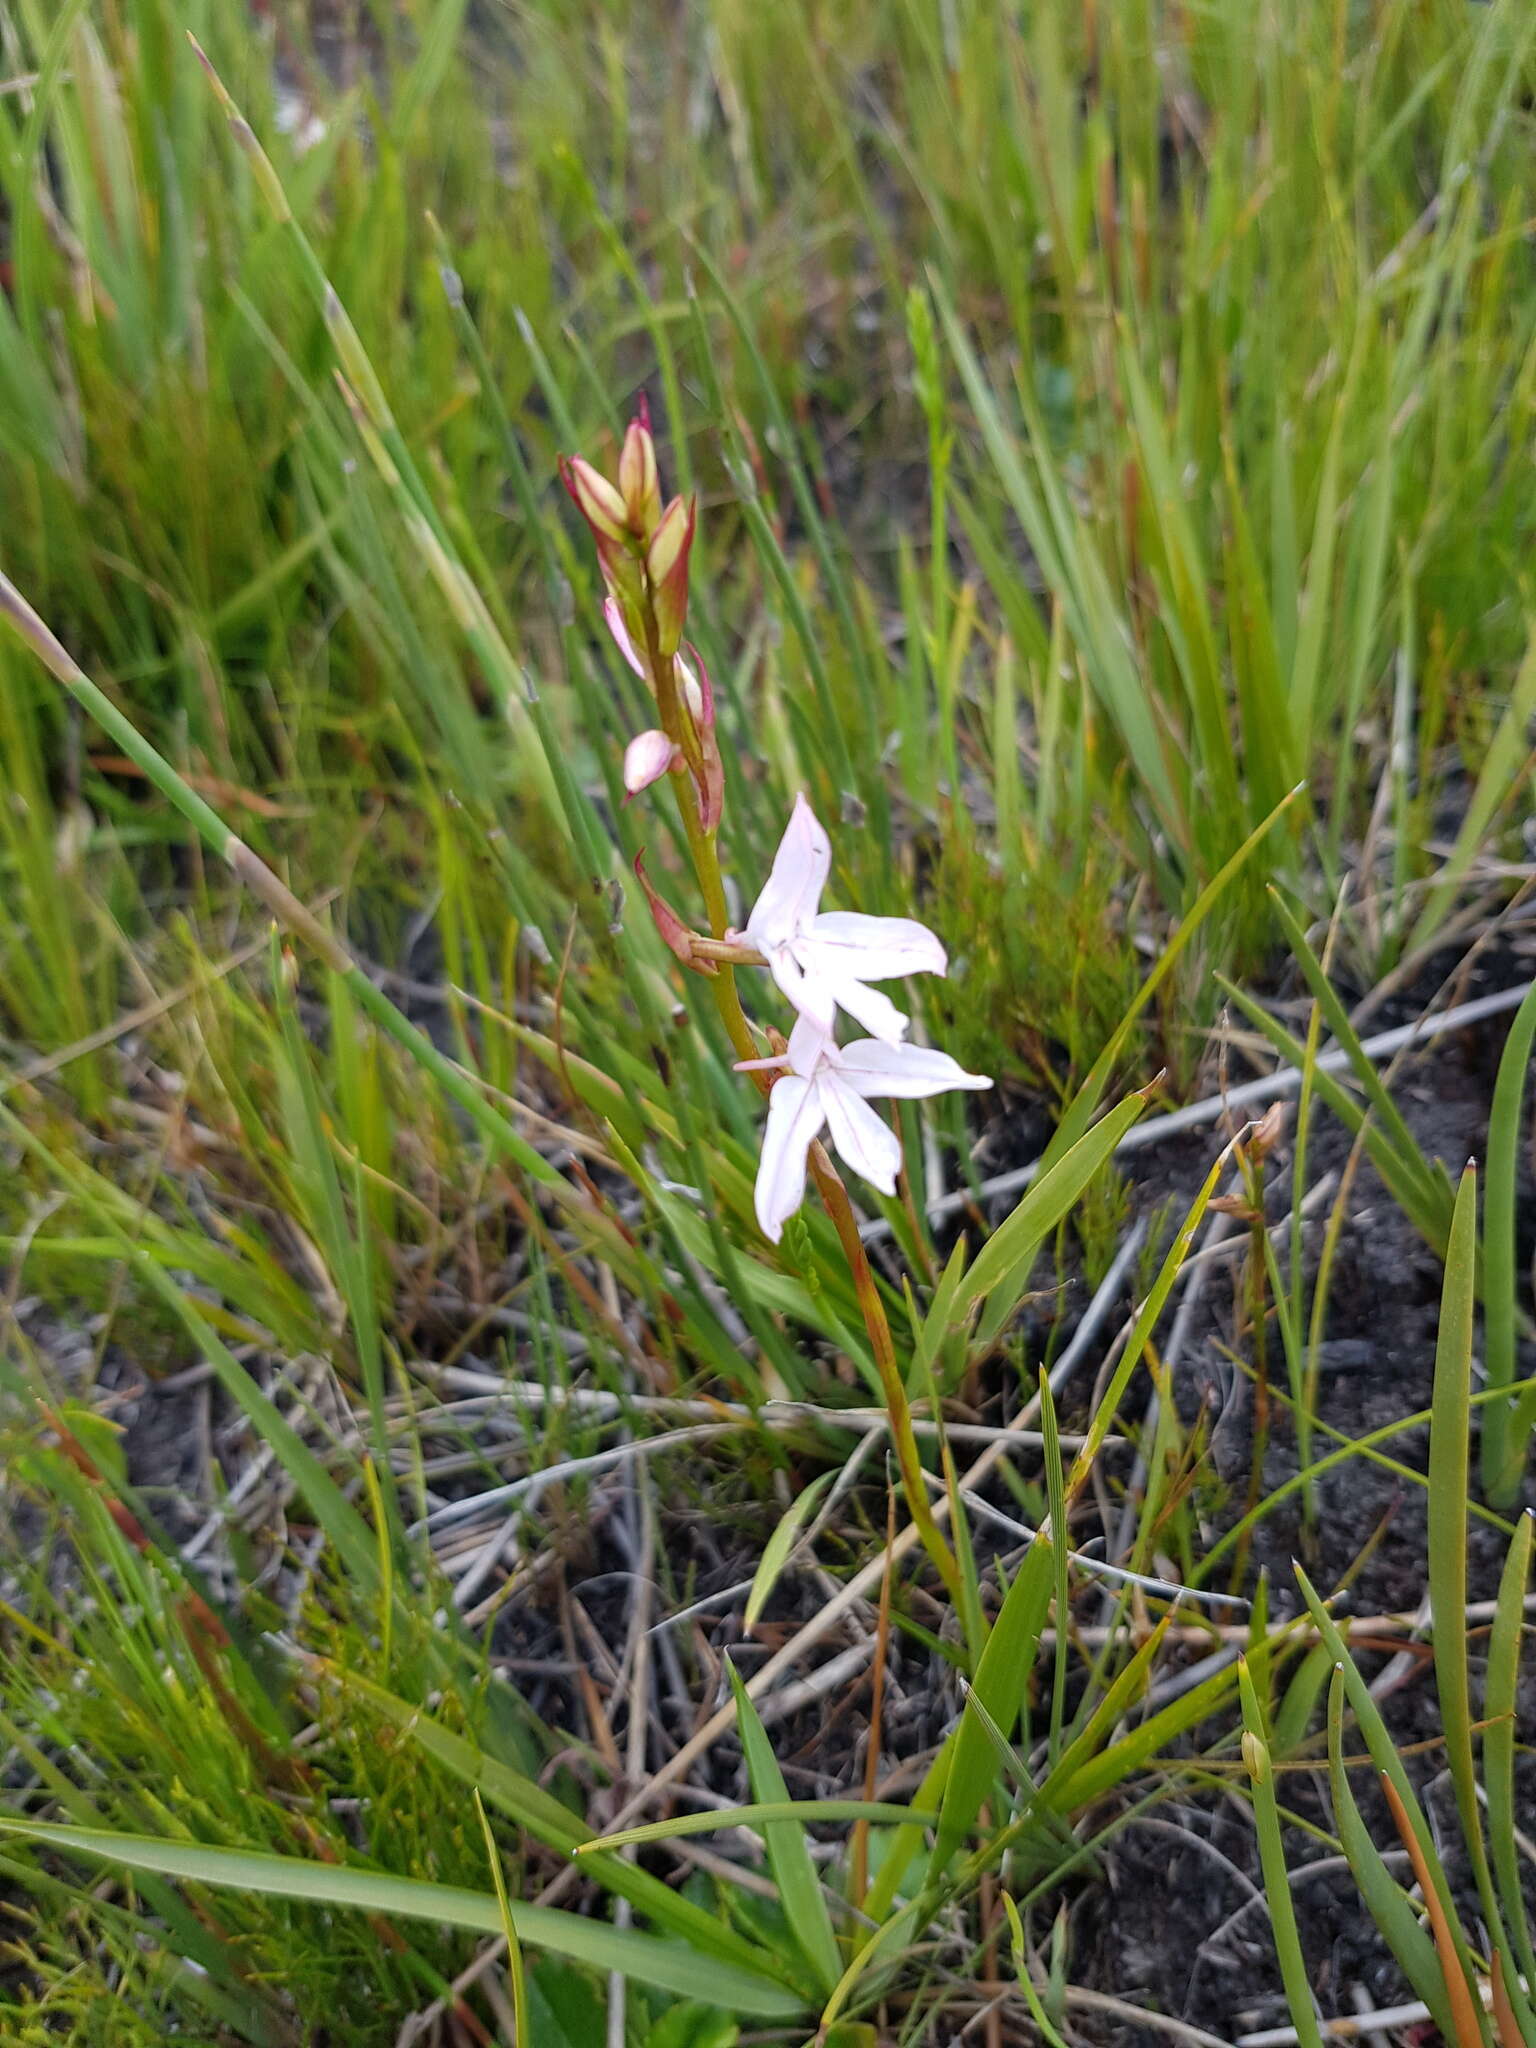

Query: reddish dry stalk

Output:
[808, 1146, 962, 1604]
[850, 1478, 898, 1912]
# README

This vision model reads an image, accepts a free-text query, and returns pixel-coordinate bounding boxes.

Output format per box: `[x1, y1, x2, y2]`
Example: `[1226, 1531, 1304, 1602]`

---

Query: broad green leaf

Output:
[933, 1539, 1053, 1872]
[726, 1667, 842, 1996]
[332, 1669, 793, 1985]
[0, 1816, 805, 2019]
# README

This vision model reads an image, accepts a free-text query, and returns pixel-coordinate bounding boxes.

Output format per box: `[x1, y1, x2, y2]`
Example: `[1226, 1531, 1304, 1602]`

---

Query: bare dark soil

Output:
[17, 930, 1532, 2045]
[1066, 952, 1536, 2048]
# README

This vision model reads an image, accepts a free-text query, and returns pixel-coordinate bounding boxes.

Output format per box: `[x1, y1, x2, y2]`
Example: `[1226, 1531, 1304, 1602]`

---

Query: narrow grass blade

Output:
[580, 1800, 935, 1856]
[1429, 1166, 1486, 1864]
[1218, 974, 1452, 1251]
[1294, 1567, 1484, 1995]
[1484, 1514, 1536, 2000]
[1379, 1775, 1490, 2048]
[1047, 784, 1305, 1162]
[475, 1791, 530, 2045]
[1269, 890, 1449, 1223]
[1065, 1136, 1239, 1499]
[744, 1471, 836, 1629]
[1482, 979, 1536, 1503]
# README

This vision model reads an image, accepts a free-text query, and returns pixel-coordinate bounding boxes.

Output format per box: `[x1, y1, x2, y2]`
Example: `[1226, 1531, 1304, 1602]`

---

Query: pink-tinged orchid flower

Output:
[743, 795, 948, 1043]
[751, 1014, 990, 1242]
[602, 598, 706, 724]
[622, 728, 678, 797]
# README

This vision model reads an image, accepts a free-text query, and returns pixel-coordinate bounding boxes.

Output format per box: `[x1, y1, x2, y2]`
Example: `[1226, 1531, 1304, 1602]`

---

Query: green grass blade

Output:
[581, 1800, 936, 1856]
[1268, 889, 1450, 1222]
[960, 1091, 1148, 1354]
[475, 1790, 530, 2045]
[1294, 1566, 1484, 1994]
[1238, 1656, 1325, 2048]
[1429, 1165, 1484, 1865]
[1485, 1514, 1536, 2001]
[1325, 1669, 1452, 2036]
[744, 1471, 837, 1630]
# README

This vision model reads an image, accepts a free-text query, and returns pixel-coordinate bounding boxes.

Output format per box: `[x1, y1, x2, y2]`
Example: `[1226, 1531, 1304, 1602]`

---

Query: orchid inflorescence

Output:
[562, 406, 989, 1246]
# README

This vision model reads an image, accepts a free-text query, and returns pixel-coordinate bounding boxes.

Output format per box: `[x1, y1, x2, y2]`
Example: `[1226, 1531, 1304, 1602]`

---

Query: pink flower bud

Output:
[618, 420, 662, 535]
[558, 455, 629, 544]
[622, 728, 678, 797]
[646, 495, 695, 656]
[679, 642, 713, 731]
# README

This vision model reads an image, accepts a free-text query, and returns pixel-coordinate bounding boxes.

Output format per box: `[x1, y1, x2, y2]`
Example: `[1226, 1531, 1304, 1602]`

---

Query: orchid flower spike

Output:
[561, 405, 696, 659]
[744, 795, 948, 1042]
[752, 1015, 990, 1243]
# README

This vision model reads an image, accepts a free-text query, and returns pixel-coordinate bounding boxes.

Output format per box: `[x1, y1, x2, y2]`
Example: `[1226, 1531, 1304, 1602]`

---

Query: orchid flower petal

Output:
[785, 1010, 836, 1075]
[834, 1038, 992, 1100]
[603, 597, 646, 680]
[754, 1075, 826, 1242]
[820, 1077, 902, 1196]
[813, 971, 909, 1046]
[763, 941, 837, 1037]
[801, 911, 948, 981]
[745, 794, 830, 950]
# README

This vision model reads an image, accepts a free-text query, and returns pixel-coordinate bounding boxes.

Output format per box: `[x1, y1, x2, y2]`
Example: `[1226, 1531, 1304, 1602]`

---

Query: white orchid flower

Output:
[751, 1014, 990, 1243]
[743, 794, 948, 1042]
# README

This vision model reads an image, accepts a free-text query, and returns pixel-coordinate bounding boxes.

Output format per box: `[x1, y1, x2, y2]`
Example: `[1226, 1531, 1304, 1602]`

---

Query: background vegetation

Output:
[0, 0, 1533, 2042]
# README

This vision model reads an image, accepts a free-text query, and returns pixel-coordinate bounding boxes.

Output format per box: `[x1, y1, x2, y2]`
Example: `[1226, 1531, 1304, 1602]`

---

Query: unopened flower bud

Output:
[622, 728, 679, 798]
[619, 420, 662, 535]
[682, 645, 722, 833]
[646, 495, 695, 656]
[559, 455, 629, 544]
[680, 663, 705, 727]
